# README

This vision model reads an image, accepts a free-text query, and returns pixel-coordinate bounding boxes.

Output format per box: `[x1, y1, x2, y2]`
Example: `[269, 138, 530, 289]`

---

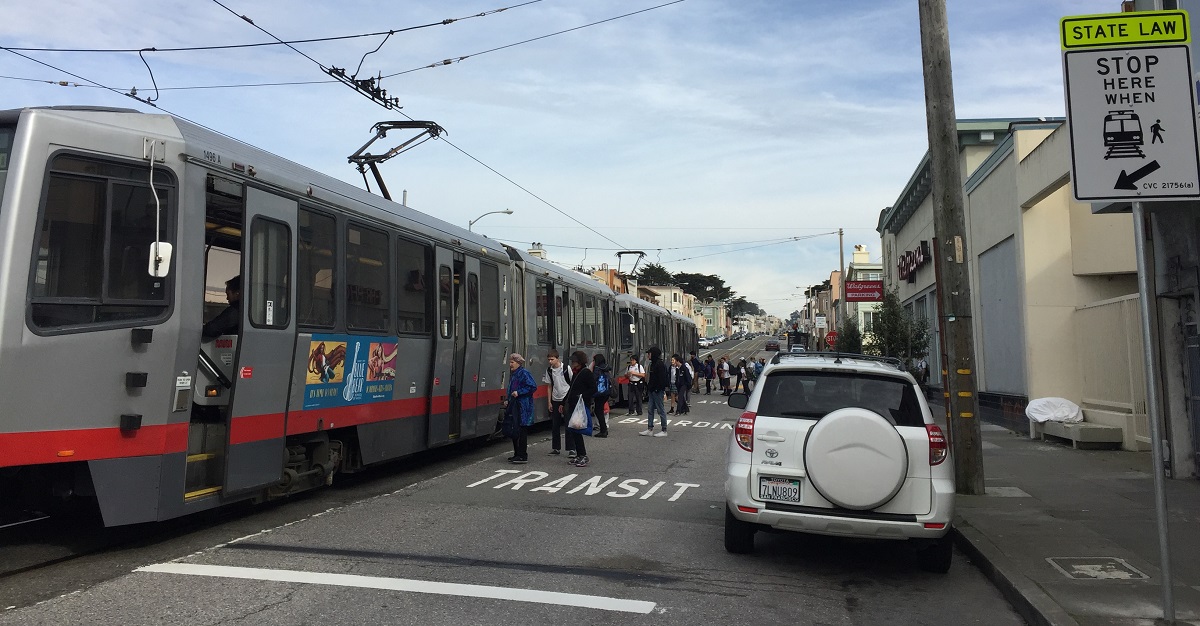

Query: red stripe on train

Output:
[0, 389, 510, 466]
[0, 423, 188, 468]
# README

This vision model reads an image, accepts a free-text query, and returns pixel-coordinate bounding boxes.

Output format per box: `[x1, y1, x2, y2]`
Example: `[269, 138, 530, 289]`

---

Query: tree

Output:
[728, 296, 763, 317]
[673, 272, 733, 302]
[634, 263, 674, 286]
[866, 288, 931, 365]
[835, 317, 863, 354]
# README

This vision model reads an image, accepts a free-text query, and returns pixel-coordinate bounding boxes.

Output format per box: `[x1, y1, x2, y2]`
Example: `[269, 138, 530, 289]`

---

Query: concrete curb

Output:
[953, 520, 1080, 626]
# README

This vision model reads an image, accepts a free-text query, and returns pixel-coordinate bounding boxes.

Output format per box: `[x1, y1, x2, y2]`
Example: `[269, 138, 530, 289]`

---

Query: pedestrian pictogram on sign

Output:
[1061, 11, 1200, 202]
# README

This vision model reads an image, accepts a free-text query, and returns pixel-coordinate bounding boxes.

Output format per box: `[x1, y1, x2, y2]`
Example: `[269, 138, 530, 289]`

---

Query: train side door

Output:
[429, 247, 467, 445]
[225, 188, 297, 493]
[460, 257, 483, 436]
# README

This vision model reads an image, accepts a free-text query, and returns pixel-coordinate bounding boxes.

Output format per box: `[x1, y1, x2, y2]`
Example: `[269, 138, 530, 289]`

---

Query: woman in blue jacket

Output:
[505, 353, 537, 464]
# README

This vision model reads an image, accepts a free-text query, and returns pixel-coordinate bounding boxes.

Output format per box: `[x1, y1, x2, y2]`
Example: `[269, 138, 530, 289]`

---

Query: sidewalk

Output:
[953, 421, 1200, 626]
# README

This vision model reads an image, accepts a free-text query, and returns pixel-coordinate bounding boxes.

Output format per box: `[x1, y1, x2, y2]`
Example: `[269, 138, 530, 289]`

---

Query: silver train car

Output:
[0, 106, 697, 526]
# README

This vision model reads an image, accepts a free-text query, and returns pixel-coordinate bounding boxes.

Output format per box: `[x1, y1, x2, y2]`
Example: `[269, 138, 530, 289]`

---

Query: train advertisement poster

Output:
[304, 335, 397, 409]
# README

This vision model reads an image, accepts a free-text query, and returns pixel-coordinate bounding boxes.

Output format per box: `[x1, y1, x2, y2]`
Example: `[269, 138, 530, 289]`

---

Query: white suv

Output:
[724, 353, 955, 572]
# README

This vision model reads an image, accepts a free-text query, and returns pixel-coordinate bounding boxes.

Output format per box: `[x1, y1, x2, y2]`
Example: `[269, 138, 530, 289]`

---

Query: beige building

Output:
[876, 119, 1179, 468]
[845, 245, 883, 334]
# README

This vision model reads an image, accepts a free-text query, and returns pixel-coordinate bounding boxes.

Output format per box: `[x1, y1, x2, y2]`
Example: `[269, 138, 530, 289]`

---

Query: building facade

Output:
[875, 119, 1199, 475]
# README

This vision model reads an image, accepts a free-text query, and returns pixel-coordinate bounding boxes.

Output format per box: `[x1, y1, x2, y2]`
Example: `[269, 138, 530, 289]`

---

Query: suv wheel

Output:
[916, 533, 953, 573]
[724, 506, 756, 554]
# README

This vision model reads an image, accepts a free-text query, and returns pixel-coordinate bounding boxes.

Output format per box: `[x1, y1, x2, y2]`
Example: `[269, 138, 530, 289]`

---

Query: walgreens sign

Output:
[845, 281, 884, 302]
[898, 241, 931, 283]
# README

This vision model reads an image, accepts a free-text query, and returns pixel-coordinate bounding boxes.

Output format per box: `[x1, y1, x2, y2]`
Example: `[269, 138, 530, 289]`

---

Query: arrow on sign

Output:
[1115, 160, 1161, 190]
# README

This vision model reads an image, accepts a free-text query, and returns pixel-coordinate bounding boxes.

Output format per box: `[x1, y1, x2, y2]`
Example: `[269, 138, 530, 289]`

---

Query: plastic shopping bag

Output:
[567, 400, 594, 436]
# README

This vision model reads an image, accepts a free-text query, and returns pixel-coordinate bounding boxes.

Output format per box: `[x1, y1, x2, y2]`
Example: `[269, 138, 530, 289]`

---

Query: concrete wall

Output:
[1021, 184, 1085, 404]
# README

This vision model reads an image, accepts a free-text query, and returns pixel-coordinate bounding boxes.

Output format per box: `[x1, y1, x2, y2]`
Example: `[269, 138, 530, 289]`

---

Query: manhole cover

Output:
[1046, 557, 1149, 580]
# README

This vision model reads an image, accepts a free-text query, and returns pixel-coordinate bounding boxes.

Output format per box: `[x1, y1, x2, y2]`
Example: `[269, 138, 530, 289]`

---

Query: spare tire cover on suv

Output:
[803, 407, 909, 510]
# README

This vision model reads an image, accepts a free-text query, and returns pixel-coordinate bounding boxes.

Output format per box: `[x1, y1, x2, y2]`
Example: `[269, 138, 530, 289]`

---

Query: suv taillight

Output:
[926, 424, 948, 465]
[735, 411, 756, 452]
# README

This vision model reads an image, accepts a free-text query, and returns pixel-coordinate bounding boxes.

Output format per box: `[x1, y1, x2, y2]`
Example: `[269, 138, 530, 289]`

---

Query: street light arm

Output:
[468, 209, 514, 231]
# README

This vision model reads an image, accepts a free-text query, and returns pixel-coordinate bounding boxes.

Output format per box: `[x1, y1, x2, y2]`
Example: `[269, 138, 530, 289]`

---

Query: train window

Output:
[346, 223, 389, 332]
[30, 155, 174, 330]
[396, 239, 430, 334]
[582, 296, 597, 346]
[555, 293, 564, 346]
[535, 280, 551, 344]
[572, 297, 582, 346]
[467, 272, 480, 340]
[297, 208, 335, 327]
[247, 217, 290, 328]
[438, 265, 452, 338]
[620, 310, 634, 349]
[601, 304, 609, 347]
[480, 264, 500, 340]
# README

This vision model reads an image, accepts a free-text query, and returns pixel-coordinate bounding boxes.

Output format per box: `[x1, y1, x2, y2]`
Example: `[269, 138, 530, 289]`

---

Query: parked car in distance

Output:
[789, 345, 806, 354]
[699, 337, 712, 348]
[764, 339, 780, 351]
[723, 352, 955, 572]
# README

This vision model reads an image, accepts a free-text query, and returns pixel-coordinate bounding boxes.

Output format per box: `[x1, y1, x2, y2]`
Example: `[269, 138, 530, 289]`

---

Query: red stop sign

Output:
[825, 331, 839, 347]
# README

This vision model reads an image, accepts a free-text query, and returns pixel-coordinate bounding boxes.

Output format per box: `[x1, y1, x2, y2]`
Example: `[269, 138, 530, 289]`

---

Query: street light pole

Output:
[468, 209, 514, 231]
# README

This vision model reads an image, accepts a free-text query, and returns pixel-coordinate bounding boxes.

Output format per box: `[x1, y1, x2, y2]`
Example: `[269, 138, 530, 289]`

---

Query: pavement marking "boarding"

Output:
[136, 563, 657, 614]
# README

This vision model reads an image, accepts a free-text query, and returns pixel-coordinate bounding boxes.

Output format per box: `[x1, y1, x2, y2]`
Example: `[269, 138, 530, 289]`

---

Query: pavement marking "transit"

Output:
[136, 563, 657, 614]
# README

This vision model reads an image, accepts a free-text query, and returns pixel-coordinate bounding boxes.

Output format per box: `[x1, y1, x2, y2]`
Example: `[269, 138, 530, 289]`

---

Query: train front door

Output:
[225, 188, 297, 493]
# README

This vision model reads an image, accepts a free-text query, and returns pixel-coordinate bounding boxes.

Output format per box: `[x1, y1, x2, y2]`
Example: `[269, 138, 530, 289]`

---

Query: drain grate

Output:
[1046, 557, 1149, 580]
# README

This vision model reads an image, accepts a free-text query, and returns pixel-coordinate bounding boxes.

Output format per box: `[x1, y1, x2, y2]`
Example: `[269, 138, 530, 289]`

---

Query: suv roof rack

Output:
[769, 352, 903, 369]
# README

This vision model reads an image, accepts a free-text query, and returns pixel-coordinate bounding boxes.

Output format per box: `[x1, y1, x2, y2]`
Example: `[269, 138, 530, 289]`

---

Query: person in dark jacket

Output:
[591, 353, 611, 438]
[672, 354, 692, 415]
[504, 353, 537, 463]
[564, 351, 595, 467]
[703, 355, 716, 395]
[640, 346, 670, 437]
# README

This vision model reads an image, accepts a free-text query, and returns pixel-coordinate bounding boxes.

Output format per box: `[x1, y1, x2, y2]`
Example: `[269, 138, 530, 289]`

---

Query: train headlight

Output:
[205, 385, 221, 398]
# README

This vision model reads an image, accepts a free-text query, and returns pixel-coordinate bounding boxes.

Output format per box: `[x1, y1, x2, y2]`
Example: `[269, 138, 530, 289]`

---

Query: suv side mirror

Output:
[728, 393, 748, 409]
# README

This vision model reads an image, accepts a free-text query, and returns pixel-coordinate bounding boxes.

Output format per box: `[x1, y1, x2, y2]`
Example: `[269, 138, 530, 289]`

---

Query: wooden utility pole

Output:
[917, 0, 984, 495]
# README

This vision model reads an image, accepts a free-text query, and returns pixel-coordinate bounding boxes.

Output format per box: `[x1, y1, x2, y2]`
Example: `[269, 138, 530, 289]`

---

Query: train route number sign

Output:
[1061, 11, 1200, 202]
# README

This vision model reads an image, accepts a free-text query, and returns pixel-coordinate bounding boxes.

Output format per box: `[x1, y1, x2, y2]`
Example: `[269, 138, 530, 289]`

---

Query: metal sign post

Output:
[1060, 8, 1183, 621]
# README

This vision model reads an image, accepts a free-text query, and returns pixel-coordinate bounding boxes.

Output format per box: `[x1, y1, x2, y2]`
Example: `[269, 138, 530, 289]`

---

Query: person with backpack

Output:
[626, 354, 645, 416]
[743, 358, 757, 393]
[591, 353, 612, 438]
[542, 349, 574, 458]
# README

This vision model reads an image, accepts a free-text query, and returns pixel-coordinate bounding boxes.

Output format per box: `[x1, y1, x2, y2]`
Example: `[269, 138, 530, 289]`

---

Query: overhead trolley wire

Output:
[664, 232, 836, 263]
[5, 1, 547, 54]
[1, 0, 687, 94]
[382, 0, 688, 78]
[202, 1, 632, 251]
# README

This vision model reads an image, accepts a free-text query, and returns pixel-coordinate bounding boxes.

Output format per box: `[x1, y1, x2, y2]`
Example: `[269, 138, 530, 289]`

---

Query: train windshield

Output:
[0, 125, 14, 210]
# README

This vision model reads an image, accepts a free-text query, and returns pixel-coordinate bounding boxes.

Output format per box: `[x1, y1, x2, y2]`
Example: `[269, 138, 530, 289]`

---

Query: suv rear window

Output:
[757, 370, 925, 427]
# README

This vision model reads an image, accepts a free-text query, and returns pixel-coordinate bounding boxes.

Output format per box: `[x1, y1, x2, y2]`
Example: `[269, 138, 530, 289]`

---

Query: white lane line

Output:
[136, 563, 656, 614]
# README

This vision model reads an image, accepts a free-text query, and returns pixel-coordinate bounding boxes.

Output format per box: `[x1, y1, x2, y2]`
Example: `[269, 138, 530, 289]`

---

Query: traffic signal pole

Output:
[917, 0, 984, 495]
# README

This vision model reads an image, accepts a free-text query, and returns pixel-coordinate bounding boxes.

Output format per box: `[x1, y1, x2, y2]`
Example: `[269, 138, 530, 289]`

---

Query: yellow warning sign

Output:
[1061, 10, 1189, 49]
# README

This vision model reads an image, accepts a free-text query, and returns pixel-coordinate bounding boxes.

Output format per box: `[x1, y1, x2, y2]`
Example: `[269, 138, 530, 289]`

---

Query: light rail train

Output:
[0, 106, 697, 526]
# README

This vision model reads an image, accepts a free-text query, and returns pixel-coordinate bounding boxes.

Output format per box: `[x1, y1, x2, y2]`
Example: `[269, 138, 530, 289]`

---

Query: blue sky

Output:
[1, 0, 1107, 317]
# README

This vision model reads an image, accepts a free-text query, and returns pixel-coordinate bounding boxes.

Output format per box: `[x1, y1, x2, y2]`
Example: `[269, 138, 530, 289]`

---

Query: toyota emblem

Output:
[765, 448, 779, 458]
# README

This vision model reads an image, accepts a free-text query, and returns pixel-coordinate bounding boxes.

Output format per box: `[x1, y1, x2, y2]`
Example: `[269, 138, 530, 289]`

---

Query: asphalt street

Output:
[0, 337, 1025, 625]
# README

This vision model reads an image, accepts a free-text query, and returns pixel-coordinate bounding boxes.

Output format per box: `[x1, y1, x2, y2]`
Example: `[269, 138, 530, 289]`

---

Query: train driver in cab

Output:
[202, 275, 242, 341]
